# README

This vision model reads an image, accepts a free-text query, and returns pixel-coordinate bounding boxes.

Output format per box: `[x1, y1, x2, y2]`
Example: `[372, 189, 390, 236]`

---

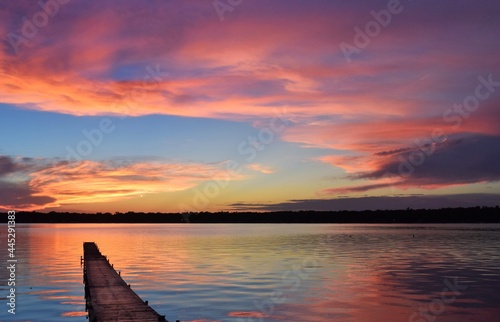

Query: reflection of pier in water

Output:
[82, 242, 178, 322]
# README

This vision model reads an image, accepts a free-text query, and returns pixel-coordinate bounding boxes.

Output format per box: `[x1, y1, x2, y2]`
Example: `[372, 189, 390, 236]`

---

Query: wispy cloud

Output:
[321, 135, 500, 194]
[246, 163, 274, 174]
[0, 155, 243, 211]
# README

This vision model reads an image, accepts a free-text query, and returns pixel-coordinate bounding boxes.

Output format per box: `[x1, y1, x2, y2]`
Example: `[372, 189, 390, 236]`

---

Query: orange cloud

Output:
[246, 163, 274, 174]
[0, 156, 244, 211]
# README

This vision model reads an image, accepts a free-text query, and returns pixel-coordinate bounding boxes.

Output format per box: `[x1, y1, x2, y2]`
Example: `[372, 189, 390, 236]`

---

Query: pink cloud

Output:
[0, 156, 244, 211]
[1, 0, 456, 120]
[247, 163, 274, 174]
[320, 135, 500, 194]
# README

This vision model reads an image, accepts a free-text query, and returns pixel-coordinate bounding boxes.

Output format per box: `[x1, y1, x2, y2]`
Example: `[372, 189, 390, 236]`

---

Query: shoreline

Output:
[1, 206, 499, 224]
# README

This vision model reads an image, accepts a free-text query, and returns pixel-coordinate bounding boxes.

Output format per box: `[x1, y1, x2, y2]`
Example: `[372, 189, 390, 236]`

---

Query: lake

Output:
[1, 224, 500, 321]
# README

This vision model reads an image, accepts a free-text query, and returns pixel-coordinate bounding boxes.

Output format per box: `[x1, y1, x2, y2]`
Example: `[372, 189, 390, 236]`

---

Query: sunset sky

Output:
[1, 0, 499, 213]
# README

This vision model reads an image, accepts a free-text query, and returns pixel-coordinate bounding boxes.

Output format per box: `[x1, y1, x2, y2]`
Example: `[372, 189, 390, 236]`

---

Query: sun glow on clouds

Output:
[1, 0, 500, 211]
[0, 156, 244, 211]
[1, 1, 460, 121]
[247, 163, 274, 174]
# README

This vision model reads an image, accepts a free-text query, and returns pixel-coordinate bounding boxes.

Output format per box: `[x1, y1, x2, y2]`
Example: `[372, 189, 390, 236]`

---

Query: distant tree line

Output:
[1, 206, 499, 223]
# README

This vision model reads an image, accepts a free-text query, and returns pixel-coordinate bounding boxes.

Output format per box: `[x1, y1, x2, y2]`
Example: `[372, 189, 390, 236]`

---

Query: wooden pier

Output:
[83, 242, 176, 322]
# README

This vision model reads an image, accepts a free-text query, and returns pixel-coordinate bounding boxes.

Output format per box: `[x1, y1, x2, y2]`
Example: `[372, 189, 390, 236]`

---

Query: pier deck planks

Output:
[83, 242, 167, 322]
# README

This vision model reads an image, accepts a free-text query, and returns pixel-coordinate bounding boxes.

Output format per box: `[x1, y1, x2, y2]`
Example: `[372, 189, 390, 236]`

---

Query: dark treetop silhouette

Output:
[2, 206, 499, 223]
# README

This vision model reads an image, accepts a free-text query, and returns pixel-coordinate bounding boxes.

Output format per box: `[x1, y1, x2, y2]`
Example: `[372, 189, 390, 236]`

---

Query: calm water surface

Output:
[1, 224, 500, 322]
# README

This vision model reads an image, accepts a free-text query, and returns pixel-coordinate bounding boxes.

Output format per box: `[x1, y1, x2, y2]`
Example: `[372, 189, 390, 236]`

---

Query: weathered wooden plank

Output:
[83, 242, 174, 322]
